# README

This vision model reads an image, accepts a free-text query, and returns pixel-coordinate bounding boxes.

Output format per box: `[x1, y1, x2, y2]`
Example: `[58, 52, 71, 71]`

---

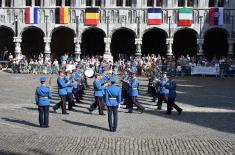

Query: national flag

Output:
[178, 8, 193, 26]
[55, 7, 69, 24]
[85, 8, 100, 26]
[147, 8, 162, 25]
[209, 7, 224, 26]
[25, 7, 39, 24]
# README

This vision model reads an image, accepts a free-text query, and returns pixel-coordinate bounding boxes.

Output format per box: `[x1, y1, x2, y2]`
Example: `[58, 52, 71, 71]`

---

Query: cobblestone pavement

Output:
[0, 71, 234, 155]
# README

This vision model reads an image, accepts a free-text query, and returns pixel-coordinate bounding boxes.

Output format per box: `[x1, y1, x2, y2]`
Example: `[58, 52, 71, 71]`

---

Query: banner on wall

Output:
[191, 66, 220, 75]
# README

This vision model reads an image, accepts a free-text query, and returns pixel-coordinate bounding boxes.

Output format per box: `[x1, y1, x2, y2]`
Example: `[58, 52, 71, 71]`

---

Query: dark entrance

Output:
[172, 28, 198, 59]
[203, 28, 228, 59]
[142, 28, 167, 56]
[21, 27, 45, 60]
[111, 28, 136, 61]
[0, 26, 15, 60]
[51, 27, 75, 60]
[81, 28, 106, 58]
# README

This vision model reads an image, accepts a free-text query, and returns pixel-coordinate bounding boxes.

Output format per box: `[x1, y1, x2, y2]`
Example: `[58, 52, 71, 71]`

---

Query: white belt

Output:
[133, 88, 138, 90]
[109, 97, 116, 100]
[40, 97, 48, 99]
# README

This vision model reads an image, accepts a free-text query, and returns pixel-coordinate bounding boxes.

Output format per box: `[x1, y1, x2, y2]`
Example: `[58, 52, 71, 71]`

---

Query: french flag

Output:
[209, 7, 224, 26]
[147, 8, 162, 25]
[25, 7, 39, 24]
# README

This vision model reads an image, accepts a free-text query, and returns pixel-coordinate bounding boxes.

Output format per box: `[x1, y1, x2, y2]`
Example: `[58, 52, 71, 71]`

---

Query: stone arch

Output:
[110, 27, 136, 61]
[0, 26, 15, 60]
[203, 27, 229, 59]
[141, 27, 168, 56]
[21, 26, 45, 59]
[172, 28, 198, 58]
[81, 27, 106, 57]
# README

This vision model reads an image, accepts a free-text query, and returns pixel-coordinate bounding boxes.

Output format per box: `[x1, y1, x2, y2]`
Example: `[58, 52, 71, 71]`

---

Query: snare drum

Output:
[84, 68, 95, 78]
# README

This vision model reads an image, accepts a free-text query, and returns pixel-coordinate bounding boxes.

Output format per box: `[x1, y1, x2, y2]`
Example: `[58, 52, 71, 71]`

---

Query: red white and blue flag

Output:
[147, 8, 162, 25]
[209, 7, 224, 26]
[25, 7, 39, 24]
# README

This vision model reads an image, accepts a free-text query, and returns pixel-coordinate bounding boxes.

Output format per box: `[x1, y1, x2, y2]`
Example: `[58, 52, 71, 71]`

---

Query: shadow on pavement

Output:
[62, 119, 109, 131]
[1, 117, 39, 128]
[144, 110, 235, 134]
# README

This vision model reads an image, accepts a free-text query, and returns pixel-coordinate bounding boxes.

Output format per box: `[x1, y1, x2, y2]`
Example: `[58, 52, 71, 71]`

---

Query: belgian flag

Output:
[55, 7, 69, 24]
[85, 8, 100, 26]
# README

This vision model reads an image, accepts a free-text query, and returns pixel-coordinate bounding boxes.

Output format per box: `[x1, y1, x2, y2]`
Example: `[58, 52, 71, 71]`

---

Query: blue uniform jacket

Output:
[57, 76, 70, 95]
[105, 85, 122, 106]
[127, 77, 139, 97]
[65, 76, 74, 94]
[93, 79, 105, 97]
[35, 85, 52, 106]
[166, 80, 177, 98]
[159, 77, 169, 94]
[100, 74, 109, 95]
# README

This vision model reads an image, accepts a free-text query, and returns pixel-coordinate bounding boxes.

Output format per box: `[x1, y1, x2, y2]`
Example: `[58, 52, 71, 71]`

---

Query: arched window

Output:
[187, 0, 194, 6]
[86, 0, 92, 6]
[126, 0, 131, 6]
[35, 0, 41, 6]
[218, 0, 225, 7]
[56, 0, 62, 6]
[65, 0, 71, 6]
[156, 0, 163, 7]
[5, 0, 11, 7]
[117, 0, 123, 6]
[147, 0, 154, 7]
[209, 0, 215, 7]
[178, 0, 185, 7]
[95, 0, 101, 6]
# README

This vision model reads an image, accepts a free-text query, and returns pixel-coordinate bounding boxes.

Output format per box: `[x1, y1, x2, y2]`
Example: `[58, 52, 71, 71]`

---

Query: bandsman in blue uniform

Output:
[165, 75, 183, 115]
[126, 69, 145, 113]
[157, 72, 169, 110]
[53, 70, 71, 114]
[104, 76, 121, 132]
[72, 69, 79, 103]
[35, 76, 52, 128]
[88, 73, 108, 115]
[65, 71, 75, 110]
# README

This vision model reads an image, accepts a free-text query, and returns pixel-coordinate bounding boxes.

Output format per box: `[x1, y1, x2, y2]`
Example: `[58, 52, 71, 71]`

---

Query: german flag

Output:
[85, 8, 100, 26]
[55, 7, 69, 24]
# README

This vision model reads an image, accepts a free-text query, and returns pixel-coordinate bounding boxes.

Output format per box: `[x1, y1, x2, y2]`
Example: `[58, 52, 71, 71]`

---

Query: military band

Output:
[35, 62, 182, 131]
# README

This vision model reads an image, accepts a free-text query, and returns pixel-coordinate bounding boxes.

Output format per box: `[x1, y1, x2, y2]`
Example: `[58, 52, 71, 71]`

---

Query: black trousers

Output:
[128, 96, 145, 112]
[67, 93, 74, 109]
[38, 106, 49, 127]
[122, 89, 128, 106]
[54, 95, 67, 114]
[107, 106, 118, 131]
[90, 96, 104, 115]
[157, 94, 168, 109]
[167, 97, 182, 114]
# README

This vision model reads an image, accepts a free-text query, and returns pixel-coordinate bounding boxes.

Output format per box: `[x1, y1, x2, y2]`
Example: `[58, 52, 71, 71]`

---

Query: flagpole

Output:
[15, 15, 18, 37]
[231, 15, 234, 38]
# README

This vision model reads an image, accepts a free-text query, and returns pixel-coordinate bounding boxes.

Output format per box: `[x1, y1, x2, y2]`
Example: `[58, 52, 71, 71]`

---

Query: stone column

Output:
[14, 36, 22, 61]
[228, 38, 235, 57]
[104, 37, 111, 55]
[44, 37, 51, 61]
[135, 38, 142, 59]
[74, 37, 81, 62]
[166, 38, 173, 56]
[197, 38, 204, 56]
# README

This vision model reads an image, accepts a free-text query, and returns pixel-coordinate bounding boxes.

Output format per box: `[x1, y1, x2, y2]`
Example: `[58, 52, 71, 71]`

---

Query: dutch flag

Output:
[25, 7, 39, 24]
[147, 8, 162, 25]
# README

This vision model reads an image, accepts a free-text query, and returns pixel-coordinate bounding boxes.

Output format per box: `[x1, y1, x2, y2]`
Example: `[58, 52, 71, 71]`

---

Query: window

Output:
[5, 0, 11, 7]
[187, 0, 193, 6]
[0, 0, 2, 7]
[218, 0, 224, 7]
[126, 0, 131, 6]
[95, 0, 101, 6]
[35, 0, 41, 6]
[65, 0, 71, 6]
[156, 0, 162, 6]
[209, 0, 215, 7]
[178, 0, 185, 7]
[86, 0, 92, 6]
[147, 0, 154, 7]
[116, 0, 123, 6]
[56, 0, 62, 6]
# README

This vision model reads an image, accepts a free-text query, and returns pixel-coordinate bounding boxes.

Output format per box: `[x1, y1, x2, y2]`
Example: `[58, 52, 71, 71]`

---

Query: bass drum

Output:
[84, 68, 95, 78]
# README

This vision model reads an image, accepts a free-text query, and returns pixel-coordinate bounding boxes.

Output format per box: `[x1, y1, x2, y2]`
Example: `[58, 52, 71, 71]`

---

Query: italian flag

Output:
[178, 8, 193, 26]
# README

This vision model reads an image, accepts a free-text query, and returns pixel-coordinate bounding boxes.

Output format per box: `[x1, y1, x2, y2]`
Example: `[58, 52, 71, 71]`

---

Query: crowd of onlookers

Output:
[1, 53, 235, 77]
